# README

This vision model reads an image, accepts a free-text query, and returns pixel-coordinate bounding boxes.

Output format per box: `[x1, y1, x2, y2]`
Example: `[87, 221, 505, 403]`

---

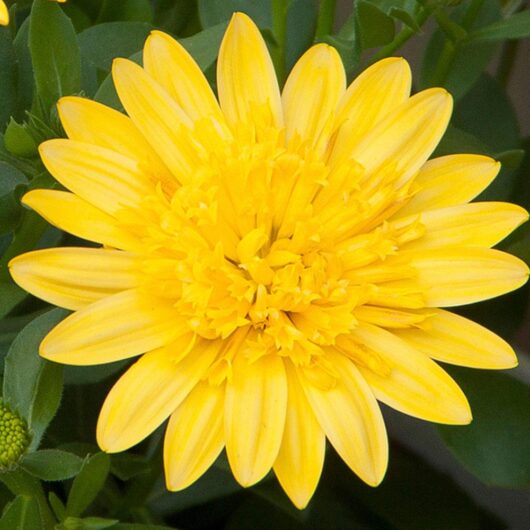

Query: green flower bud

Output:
[0, 401, 30, 469]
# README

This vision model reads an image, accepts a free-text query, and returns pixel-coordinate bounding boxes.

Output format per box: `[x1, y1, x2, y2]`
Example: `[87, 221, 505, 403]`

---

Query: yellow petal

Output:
[112, 58, 200, 184]
[331, 57, 411, 162]
[143, 31, 225, 124]
[282, 44, 345, 151]
[225, 354, 287, 487]
[97, 339, 219, 452]
[406, 247, 529, 307]
[348, 88, 452, 185]
[273, 363, 325, 509]
[9, 248, 140, 311]
[401, 202, 528, 250]
[0, 1, 8, 26]
[395, 309, 518, 369]
[39, 139, 153, 216]
[352, 324, 472, 424]
[395, 154, 500, 218]
[57, 96, 173, 188]
[22, 190, 141, 251]
[164, 381, 225, 490]
[301, 352, 388, 486]
[217, 12, 282, 134]
[40, 289, 184, 365]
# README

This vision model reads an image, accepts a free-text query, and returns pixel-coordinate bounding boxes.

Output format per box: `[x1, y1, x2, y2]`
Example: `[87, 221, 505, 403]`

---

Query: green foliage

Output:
[66, 453, 110, 518]
[439, 367, 530, 488]
[29, 0, 81, 112]
[0, 495, 42, 530]
[21, 450, 84, 481]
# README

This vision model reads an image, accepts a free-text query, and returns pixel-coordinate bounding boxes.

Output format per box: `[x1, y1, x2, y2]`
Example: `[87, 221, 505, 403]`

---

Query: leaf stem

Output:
[315, 0, 336, 39]
[364, 4, 434, 67]
[429, 0, 485, 87]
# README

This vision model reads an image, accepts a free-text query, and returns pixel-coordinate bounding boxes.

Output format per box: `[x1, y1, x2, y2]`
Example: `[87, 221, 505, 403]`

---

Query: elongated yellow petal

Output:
[39, 139, 153, 215]
[301, 352, 388, 486]
[352, 324, 471, 424]
[217, 12, 282, 134]
[0, 1, 8, 26]
[112, 58, 200, 184]
[331, 57, 411, 162]
[9, 248, 140, 311]
[40, 289, 184, 365]
[406, 247, 529, 306]
[97, 340, 219, 452]
[282, 44, 345, 151]
[273, 363, 325, 509]
[402, 202, 528, 250]
[395, 309, 518, 369]
[57, 96, 173, 187]
[22, 190, 141, 251]
[164, 381, 225, 490]
[349, 88, 452, 184]
[143, 31, 225, 125]
[225, 354, 287, 487]
[395, 154, 500, 217]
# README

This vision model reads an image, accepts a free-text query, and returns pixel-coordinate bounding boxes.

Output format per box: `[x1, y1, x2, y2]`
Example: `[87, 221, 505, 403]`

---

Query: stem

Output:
[429, 0, 485, 87]
[365, 4, 433, 67]
[272, 0, 289, 85]
[0, 468, 56, 529]
[315, 0, 336, 39]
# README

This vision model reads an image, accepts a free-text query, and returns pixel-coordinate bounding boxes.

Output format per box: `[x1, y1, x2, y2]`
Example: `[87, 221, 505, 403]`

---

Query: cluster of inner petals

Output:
[119, 117, 429, 377]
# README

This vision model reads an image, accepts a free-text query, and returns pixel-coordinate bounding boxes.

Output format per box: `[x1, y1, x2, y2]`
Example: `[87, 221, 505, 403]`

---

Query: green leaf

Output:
[58, 516, 119, 530]
[12, 19, 34, 121]
[3, 308, 67, 424]
[420, 0, 502, 99]
[356, 0, 395, 49]
[28, 360, 64, 450]
[0, 495, 42, 530]
[0, 283, 27, 320]
[0, 311, 45, 362]
[48, 491, 66, 522]
[3, 118, 38, 158]
[438, 367, 530, 488]
[362, 0, 420, 30]
[198, 0, 271, 29]
[29, 0, 81, 111]
[0, 27, 16, 131]
[469, 9, 530, 41]
[179, 23, 228, 71]
[453, 73, 519, 152]
[0, 162, 27, 235]
[66, 453, 110, 517]
[79, 22, 152, 71]
[20, 450, 83, 481]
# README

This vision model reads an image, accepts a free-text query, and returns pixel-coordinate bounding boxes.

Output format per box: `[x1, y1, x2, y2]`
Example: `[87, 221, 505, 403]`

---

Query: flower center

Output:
[124, 128, 427, 361]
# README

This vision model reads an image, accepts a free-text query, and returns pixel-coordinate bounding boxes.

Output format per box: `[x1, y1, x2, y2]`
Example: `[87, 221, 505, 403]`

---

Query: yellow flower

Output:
[9, 13, 529, 508]
[1, 0, 67, 26]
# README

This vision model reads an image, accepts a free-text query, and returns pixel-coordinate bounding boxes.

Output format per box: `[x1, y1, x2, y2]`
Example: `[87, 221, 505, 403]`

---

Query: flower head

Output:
[9, 13, 528, 508]
[0, 401, 30, 469]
